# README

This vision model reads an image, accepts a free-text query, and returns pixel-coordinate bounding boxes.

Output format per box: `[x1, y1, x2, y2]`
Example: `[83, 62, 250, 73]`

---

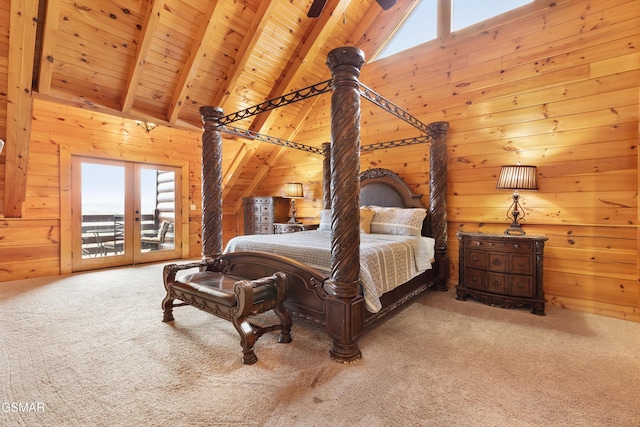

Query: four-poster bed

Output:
[162, 46, 449, 363]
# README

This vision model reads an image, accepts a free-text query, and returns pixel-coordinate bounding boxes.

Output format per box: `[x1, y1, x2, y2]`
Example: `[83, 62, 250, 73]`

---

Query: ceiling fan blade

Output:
[376, 0, 397, 10]
[307, 0, 327, 18]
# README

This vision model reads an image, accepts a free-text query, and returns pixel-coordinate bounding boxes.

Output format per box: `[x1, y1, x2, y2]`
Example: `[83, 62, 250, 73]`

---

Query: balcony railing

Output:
[81, 214, 156, 257]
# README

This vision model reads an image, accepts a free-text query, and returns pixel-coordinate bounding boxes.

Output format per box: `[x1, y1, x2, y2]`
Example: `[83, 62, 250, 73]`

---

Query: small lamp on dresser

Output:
[496, 164, 538, 236]
[284, 182, 304, 224]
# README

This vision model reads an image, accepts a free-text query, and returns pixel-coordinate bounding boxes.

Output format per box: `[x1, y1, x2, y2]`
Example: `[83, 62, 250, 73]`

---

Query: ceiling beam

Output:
[4, 0, 39, 217]
[216, 0, 282, 198]
[121, 0, 165, 115]
[210, 1, 277, 111]
[36, 0, 59, 95]
[437, 0, 452, 40]
[234, 94, 324, 212]
[233, 145, 288, 214]
[248, 0, 351, 135]
[166, 0, 226, 124]
[222, 0, 351, 201]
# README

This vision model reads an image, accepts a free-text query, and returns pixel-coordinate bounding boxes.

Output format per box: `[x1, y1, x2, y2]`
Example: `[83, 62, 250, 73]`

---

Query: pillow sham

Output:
[367, 206, 427, 237]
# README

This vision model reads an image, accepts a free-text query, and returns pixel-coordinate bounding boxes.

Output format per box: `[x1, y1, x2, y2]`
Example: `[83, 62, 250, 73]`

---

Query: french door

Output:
[71, 157, 182, 272]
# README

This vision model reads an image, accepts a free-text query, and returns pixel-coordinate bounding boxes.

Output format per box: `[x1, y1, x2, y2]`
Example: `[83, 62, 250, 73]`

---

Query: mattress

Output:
[223, 230, 435, 312]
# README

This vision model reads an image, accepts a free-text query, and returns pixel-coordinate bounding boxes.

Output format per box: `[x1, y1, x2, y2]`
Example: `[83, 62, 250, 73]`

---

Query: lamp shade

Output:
[284, 182, 304, 198]
[496, 165, 538, 190]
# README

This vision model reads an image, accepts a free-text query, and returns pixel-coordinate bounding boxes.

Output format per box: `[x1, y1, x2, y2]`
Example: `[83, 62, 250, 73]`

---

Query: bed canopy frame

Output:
[198, 46, 448, 362]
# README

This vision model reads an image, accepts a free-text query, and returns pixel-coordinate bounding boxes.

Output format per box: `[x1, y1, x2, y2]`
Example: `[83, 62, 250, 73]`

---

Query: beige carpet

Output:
[1, 261, 639, 427]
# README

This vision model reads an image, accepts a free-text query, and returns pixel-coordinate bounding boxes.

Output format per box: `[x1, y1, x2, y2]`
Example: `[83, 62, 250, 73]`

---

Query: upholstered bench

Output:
[162, 260, 292, 365]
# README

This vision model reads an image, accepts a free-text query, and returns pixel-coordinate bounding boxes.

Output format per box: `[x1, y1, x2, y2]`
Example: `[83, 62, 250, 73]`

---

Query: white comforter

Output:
[223, 230, 435, 312]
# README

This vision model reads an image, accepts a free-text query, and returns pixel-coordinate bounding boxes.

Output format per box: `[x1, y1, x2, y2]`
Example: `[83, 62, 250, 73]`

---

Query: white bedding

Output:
[223, 230, 435, 312]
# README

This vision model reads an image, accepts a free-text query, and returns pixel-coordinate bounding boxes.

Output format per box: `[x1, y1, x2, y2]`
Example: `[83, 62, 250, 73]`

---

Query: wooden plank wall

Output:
[0, 98, 204, 280]
[0, 0, 9, 212]
[258, 0, 640, 322]
[1, 0, 638, 325]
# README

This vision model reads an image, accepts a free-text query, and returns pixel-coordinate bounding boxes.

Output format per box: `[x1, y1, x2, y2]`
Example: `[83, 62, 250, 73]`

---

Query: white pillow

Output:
[318, 209, 332, 231]
[367, 206, 427, 236]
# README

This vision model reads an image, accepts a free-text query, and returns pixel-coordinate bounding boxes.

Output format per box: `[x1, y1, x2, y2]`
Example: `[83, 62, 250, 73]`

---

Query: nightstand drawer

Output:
[488, 252, 508, 272]
[464, 268, 484, 291]
[466, 238, 533, 253]
[509, 275, 533, 297]
[510, 254, 533, 275]
[466, 249, 487, 269]
[486, 272, 507, 294]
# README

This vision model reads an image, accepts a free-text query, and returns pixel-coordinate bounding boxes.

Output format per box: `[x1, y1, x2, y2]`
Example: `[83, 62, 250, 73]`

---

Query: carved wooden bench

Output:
[162, 259, 292, 365]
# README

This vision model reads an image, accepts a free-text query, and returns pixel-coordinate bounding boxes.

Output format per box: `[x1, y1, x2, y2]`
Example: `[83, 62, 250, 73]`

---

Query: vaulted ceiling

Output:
[1, 0, 429, 215]
[24, 0, 416, 133]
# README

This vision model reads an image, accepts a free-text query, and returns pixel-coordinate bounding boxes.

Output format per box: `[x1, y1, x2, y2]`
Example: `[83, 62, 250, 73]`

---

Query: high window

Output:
[375, 0, 533, 60]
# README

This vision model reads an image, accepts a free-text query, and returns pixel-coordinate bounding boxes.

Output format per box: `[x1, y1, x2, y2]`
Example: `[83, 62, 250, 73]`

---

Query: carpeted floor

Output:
[1, 261, 639, 426]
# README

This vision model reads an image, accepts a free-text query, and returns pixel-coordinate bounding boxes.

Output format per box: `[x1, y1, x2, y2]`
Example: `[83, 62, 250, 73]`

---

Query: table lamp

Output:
[496, 164, 538, 235]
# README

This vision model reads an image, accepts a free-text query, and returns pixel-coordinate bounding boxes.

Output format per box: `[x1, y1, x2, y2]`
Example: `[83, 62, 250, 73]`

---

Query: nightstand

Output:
[456, 232, 548, 315]
[273, 223, 319, 234]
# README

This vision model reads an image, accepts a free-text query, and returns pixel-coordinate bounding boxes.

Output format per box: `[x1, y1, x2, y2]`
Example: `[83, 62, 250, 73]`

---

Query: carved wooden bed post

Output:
[199, 106, 225, 258]
[322, 142, 331, 210]
[428, 121, 450, 290]
[324, 46, 366, 362]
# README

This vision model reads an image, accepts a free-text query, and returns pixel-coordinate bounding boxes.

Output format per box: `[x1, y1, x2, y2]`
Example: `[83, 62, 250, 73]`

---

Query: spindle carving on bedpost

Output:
[199, 106, 225, 258]
[322, 142, 331, 209]
[428, 121, 450, 291]
[325, 46, 366, 363]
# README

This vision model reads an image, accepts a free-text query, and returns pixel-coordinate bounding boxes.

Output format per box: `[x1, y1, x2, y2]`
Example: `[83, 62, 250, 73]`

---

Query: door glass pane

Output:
[140, 168, 175, 252]
[81, 163, 125, 258]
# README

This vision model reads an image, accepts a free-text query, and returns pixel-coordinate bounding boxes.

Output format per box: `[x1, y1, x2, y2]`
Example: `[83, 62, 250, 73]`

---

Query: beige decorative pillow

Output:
[318, 208, 375, 233]
[359, 207, 375, 234]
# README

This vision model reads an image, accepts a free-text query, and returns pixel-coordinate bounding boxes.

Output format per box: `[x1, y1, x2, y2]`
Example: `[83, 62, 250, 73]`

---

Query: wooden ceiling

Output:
[1, 0, 428, 215]
[10, 0, 418, 137]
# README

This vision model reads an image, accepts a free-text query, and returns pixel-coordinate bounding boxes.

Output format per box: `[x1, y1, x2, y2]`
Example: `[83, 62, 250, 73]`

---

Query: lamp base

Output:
[287, 199, 300, 224]
[504, 224, 526, 236]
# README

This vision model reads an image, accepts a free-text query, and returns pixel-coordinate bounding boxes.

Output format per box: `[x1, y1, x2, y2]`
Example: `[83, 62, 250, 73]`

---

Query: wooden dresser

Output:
[243, 196, 290, 235]
[456, 232, 548, 315]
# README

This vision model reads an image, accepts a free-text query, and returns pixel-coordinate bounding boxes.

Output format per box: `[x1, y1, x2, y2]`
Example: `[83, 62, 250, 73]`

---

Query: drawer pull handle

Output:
[514, 243, 519, 249]
[492, 259, 502, 266]
[471, 256, 478, 262]
[491, 279, 501, 287]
